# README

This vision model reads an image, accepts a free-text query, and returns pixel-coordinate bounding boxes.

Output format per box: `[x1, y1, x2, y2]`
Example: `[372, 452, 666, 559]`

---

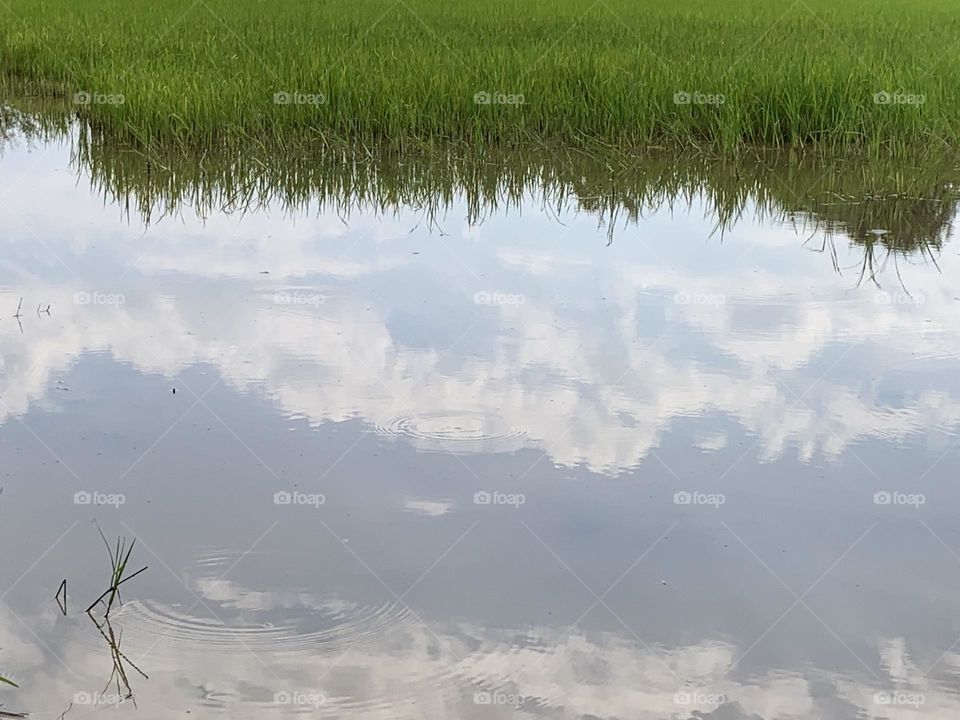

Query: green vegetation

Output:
[86, 529, 148, 620]
[0, 0, 958, 150]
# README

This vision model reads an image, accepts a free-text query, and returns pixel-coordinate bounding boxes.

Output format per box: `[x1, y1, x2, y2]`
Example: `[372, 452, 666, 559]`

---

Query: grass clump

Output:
[0, 0, 958, 151]
[86, 529, 148, 621]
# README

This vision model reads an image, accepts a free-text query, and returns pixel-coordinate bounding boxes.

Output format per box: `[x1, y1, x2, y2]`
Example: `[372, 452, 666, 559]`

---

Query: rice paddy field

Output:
[6, 2, 960, 719]
[0, 0, 958, 150]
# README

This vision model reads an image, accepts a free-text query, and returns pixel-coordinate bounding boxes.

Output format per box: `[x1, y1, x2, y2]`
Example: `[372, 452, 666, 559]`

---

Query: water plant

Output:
[86, 529, 148, 622]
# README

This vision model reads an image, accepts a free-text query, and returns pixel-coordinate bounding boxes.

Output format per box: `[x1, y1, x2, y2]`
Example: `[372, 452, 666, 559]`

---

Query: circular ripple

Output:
[100, 598, 418, 658]
[375, 411, 528, 454]
[75, 600, 547, 717]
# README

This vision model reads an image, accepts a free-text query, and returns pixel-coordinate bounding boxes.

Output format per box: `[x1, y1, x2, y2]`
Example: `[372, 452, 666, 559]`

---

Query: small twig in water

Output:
[56, 579, 68, 616]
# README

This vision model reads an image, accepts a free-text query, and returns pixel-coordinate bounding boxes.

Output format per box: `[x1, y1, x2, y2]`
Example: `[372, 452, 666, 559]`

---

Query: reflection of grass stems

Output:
[1, 106, 956, 288]
[3, 103, 957, 256]
[92, 616, 148, 704]
[85, 527, 148, 620]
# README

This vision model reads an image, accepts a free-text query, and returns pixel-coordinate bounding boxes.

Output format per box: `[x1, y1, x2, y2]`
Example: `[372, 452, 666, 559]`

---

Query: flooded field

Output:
[1, 120, 960, 718]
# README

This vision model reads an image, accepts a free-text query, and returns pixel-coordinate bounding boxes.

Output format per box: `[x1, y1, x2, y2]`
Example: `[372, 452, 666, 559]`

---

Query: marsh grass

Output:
[1, 0, 959, 149]
[86, 528, 148, 621]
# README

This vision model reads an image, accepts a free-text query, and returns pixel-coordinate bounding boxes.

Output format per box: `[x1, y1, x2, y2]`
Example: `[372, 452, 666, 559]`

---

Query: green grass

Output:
[0, 0, 958, 150]
[85, 529, 148, 620]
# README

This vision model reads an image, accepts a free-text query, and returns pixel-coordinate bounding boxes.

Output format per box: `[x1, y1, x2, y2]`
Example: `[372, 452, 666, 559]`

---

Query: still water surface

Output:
[1, 126, 960, 718]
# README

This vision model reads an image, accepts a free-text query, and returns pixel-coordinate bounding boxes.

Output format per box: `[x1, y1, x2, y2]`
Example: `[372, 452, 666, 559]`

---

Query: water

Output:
[1, 121, 960, 718]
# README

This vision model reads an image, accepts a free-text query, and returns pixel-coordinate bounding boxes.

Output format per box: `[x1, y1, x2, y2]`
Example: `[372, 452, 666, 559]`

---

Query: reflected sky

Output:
[2, 132, 960, 719]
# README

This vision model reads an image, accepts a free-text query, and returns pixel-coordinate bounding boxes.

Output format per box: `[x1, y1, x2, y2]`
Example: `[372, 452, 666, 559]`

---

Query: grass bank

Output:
[0, 0, 958, 150]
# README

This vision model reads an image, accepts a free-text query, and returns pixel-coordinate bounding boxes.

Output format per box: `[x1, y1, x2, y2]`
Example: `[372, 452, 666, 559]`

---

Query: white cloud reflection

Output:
[0, 584, 954, 719]
[1, 200, 958, 474]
